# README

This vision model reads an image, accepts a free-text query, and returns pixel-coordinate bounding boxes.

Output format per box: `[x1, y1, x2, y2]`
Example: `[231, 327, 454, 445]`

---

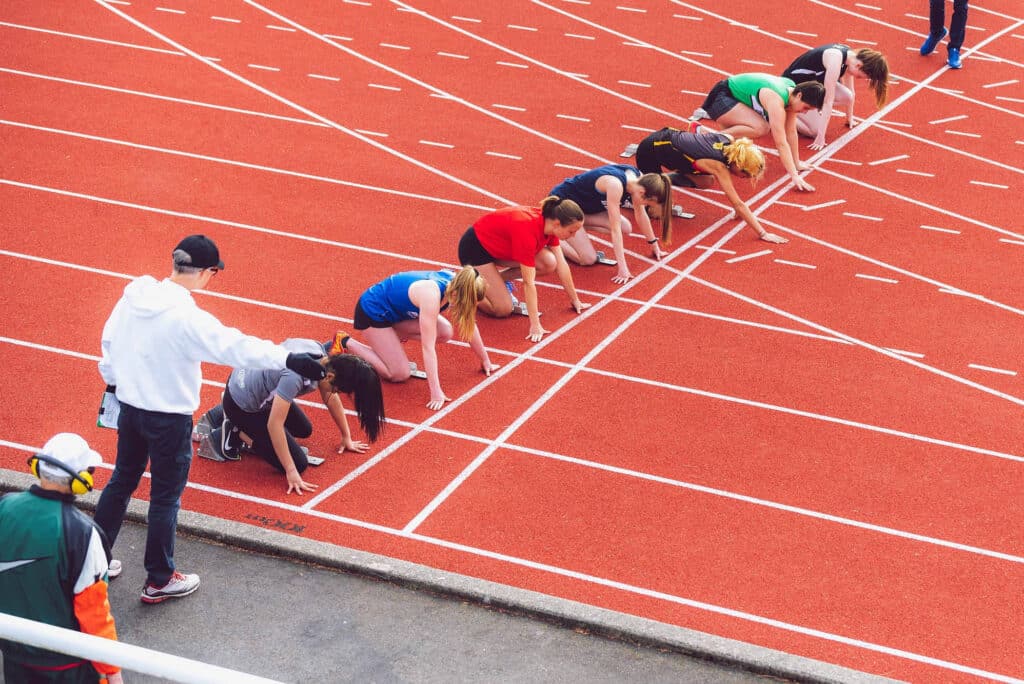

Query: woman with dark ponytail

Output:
[214, 339, 385, 495]
[458, 197, 590, 343]
[782, 44, 889, 149]
[549, 164, 672, 284]
[339, 266, 499, 411]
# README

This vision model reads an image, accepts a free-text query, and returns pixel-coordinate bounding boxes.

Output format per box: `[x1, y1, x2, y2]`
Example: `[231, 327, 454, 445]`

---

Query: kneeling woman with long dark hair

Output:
[218, 339, 385, 495]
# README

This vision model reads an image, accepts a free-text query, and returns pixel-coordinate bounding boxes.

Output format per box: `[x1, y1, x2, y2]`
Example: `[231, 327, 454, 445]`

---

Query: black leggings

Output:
[222, 386, 312, 473]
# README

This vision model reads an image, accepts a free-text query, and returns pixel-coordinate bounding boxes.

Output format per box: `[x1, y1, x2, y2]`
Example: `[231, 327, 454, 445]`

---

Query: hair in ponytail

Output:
[447, 266, 486, 341]
[325, 354, 385, 442]
[637, 173, 673, 245]
[540, 195, 584, 225]
[856, 48, 889, 107]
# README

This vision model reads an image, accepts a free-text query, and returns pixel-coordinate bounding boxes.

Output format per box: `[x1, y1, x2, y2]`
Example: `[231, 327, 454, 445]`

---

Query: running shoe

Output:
[221, 418, 242, 461]
[920, 26, 947, 55]
[107, 559, 122, 580]
[140, 571, 200, 604]
[947, 47, 962, 69]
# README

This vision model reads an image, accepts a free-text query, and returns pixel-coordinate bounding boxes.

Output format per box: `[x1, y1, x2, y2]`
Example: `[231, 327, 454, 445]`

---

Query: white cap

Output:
[37, 433, 103, 480]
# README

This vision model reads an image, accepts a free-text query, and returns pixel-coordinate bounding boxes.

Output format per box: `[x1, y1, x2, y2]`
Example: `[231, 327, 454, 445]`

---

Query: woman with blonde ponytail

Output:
[782, 44, 890, 149]
[549, 164, 671, 284]
[634, 127, 787, 243]
[342, 267, 498, 411]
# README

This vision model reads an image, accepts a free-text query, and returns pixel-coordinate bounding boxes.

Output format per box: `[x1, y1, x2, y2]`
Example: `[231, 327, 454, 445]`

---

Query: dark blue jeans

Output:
[94, 402, 192, 587]
[930, 0, 969, 50]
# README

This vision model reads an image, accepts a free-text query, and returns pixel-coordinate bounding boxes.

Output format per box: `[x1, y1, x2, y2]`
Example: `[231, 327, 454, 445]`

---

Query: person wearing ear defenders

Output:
[94, 234, 326, 605]
[0, 433, 123, 684]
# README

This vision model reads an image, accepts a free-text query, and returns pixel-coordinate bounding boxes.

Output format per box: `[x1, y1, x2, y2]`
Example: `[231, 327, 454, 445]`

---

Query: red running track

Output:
[2, 0, 1023, 680]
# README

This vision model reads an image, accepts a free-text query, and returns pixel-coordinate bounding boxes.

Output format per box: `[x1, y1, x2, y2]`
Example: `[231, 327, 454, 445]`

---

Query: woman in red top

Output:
[458, 196, 590, 342]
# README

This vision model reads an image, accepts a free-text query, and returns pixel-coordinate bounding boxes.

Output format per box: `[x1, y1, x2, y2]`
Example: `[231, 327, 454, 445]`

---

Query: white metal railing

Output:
[0, 612, 284, 683]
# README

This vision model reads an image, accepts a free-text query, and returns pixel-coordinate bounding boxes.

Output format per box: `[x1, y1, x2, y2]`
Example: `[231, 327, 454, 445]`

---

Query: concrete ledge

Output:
[1, 469, 902, 684]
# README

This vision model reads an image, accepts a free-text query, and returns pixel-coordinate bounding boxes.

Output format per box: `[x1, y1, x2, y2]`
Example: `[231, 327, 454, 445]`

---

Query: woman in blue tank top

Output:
[549, 164, 672, 284]
[343, 266, 498, 411]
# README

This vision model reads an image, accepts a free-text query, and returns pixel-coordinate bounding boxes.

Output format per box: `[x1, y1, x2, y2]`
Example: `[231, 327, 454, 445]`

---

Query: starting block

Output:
[595, 250, 618, 266]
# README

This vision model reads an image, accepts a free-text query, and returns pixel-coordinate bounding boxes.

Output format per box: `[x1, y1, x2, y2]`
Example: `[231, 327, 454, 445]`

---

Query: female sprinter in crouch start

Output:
[457, 196, 590, 343]
[341, 266, 499, 411]
[633, 126, 787, 244]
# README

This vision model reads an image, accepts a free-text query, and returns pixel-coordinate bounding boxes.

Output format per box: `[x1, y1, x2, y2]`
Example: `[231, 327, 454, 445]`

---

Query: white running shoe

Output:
[107, 559, 122, 580]
[140, 571, 200, 604]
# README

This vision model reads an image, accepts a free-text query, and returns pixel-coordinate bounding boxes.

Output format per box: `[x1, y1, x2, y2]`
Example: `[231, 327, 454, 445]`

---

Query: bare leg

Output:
[473, 262, 514, 318]
[345, 327, 411, 382]
[715, 103, 770, 139]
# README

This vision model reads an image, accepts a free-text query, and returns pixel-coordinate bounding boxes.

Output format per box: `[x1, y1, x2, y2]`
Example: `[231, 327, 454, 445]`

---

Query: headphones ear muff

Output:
[27, 454, 94, 494]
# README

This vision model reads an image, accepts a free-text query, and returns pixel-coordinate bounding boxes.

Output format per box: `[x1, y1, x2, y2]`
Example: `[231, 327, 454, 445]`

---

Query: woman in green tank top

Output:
[695, 73, 825, 193]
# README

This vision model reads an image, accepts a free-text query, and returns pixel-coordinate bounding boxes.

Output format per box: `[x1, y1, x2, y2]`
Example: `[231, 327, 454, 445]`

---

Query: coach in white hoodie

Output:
[95, 234, 325, 604]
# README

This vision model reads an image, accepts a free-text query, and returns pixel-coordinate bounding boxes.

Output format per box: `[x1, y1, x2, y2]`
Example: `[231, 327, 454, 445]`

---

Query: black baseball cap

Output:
[173, 234, 225, 270]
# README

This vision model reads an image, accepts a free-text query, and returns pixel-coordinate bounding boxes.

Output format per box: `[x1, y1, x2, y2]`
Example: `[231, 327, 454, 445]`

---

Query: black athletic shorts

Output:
[352, 300, 393, 331]
[701, 79, 741, 121]
[457, 226, 496, 266]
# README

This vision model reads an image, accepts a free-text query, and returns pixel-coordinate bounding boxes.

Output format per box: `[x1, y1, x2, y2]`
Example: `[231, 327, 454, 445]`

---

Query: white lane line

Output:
[921, 225, 961, 235]
[928, 114, 967, 124]
[307, 73, 340, 81]
[843, 212, 884, 222]
[885, 348, 925, 358]
[982, 79, 1019, 88]
[419, 139, 454, 148]
[968, 364, 1017, 376]
[855, 273, 899, 284]
[437, 51, 469, 59]
[970, 180, 1009, 189]
[211, 16, 241, 23]
[0, 21, 182, 55]
[0, 68, 325, 126]
[247, 63, 280, 71]
[774, 259, 816, 269]
[725, 249, 772, 264]
[485, 151, 522, 160]
[867, 154, 910, 166]
[895, 169, 935, 177]
[802, 199, 847, 211]
[945, 129, 982, 138]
